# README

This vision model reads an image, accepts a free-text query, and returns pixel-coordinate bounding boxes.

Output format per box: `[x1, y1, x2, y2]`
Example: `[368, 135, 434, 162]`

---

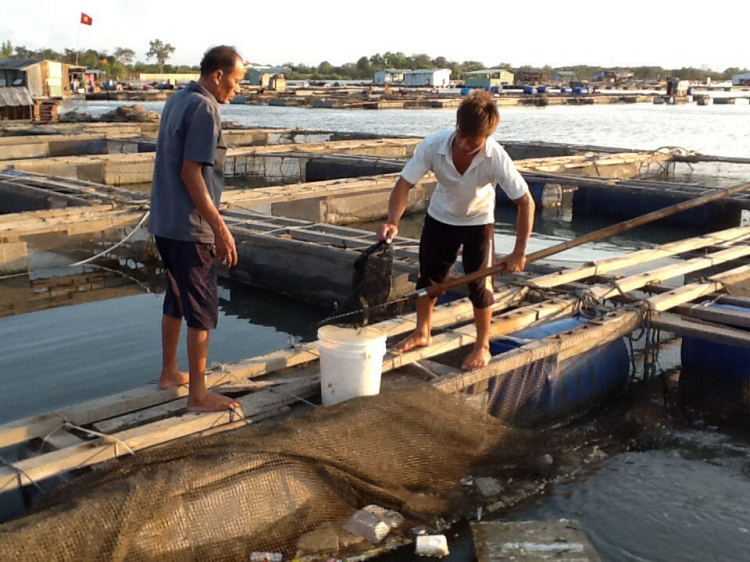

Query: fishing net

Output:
[324, 241, 400, 326]
[0, 311, 673, 562]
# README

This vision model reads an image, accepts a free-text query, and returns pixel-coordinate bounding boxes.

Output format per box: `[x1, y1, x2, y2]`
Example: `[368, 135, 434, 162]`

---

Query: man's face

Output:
[454, 132, 489, 156]
[213, 59, 245, 104]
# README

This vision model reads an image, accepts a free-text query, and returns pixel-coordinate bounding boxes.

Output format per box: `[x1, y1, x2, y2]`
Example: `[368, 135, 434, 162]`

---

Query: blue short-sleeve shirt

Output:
[149, 81, 227, 243]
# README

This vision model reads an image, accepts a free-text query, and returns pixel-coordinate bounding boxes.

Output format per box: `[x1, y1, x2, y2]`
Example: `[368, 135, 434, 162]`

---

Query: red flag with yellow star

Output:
[80, 13, 93, 25]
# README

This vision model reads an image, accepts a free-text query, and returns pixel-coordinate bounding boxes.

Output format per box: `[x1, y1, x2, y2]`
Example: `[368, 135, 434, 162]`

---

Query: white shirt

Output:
[401, 128, 529, 226]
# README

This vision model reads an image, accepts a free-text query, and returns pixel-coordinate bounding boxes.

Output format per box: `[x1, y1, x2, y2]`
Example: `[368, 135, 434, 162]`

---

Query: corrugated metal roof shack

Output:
[0, 59, 66, 97]
[0, 87, 34, 121]
[0, 59, 63, 121]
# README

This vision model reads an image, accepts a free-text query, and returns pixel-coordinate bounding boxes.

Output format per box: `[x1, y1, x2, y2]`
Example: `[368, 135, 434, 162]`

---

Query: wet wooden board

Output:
[472, 520, 601, 561]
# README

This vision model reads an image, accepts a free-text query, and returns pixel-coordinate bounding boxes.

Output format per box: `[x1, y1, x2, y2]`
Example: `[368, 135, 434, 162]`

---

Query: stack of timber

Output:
[4, 225, 750, 494]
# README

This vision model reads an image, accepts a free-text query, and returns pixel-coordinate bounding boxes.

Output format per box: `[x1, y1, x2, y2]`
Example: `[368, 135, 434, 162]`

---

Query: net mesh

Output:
[0, 318, 676, 561]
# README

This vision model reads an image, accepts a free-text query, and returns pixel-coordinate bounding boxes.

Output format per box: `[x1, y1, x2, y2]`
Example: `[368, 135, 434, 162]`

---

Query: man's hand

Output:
[378, 223, 398, 243]
[214, 221, 238, 267]
[494, 250, 527, 273]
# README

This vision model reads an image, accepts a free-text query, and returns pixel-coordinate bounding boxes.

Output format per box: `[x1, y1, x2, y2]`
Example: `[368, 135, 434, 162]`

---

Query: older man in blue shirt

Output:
[149, 46, 244, 412]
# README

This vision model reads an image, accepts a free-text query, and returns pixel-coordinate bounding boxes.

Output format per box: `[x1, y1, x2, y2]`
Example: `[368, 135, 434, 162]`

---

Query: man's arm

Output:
[496, 192, 534, 273]
[377, 176, 415, 242]
[181, 161, 237, 267]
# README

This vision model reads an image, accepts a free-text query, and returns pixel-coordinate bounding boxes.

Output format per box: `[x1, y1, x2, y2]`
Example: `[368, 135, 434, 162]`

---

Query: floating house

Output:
[404, 69, 451, 88]
[463, 69, 514, 89]
[373, 69, 409, 84]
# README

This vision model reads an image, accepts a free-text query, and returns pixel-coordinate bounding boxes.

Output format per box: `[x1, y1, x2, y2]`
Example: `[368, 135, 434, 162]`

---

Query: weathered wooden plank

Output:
[434, 310, 640, 394]
[92, 379, 290, 434]
[41, 429, 87, 451]
[649, 264, 750, 311]
[588, 244, 750, 301]
[672, 302, 750, 330]
[385, 298, 578, 372]
[0, 286, 528, 450]
[531, 226, 750, 289]
[650, 312, 750, 349]
[472, 520, 601, 562]
[0, 379, 320, 493]
[436, 264, 750, 394]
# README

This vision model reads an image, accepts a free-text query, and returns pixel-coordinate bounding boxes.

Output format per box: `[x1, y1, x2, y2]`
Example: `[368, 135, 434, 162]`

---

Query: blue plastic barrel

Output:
[490, 86, 500, 94]
[460, 87, 471, 96]
[560, 87, 571, 94]
[496, 181, 546, 207]
[523, 86, 536, 95]
[680, 303, 750, 413]
[487, 316, 630, 425]
[537, 86, 547, 93]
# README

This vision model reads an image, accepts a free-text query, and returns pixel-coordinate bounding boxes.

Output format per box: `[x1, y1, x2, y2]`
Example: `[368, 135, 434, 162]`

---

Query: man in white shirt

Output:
[378, 90, 535, 371]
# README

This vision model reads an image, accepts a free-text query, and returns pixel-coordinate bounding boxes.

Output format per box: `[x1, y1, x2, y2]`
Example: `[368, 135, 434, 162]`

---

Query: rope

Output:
[0, 210, 152, 282]
[575, 288, 609, 319]
[71, 211, 150, 266]
[0, 454, 46, 494]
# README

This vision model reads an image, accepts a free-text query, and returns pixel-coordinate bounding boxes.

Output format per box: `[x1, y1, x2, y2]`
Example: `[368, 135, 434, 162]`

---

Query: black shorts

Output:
[155, 236, 219, 330]
[417, 214, 495, 309]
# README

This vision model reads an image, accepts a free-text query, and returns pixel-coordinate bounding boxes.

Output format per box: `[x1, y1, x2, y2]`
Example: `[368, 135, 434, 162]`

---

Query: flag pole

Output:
[75, 16, 81, 66]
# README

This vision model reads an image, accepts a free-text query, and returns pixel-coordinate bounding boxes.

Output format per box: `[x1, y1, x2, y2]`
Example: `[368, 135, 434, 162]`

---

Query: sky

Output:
[1, 0, 747, 71]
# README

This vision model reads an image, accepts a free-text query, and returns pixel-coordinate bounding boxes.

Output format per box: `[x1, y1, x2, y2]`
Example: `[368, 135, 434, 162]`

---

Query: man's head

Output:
[199, 46, 244, 104]
[455, 90, 500, 154]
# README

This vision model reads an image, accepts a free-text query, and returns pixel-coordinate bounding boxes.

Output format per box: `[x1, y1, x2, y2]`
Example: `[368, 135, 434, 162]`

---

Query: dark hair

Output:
[200, 46, 242, 76]
[456, 90, 500, 138]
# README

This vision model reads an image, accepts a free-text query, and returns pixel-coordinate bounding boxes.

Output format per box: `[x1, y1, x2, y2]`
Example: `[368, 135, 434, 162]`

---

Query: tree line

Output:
[0, 39, 184, 79]
[1, 42, 746, 83]
[288, 54, 747, 82]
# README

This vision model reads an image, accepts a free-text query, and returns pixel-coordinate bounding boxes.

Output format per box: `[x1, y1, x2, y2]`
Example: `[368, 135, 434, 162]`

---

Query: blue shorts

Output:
[155, 236, 219, 330]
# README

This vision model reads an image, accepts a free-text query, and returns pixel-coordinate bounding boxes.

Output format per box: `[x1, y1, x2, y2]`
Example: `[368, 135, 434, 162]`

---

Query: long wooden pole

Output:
[322, 181, 750, 325]
[425, 180, 750, 297]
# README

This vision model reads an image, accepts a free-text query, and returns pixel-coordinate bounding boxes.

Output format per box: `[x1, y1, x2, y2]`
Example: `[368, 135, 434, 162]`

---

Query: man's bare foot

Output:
[158, 369, 189, 390]
[391, 332, 432, 355]
[187, 390, 241, 412]
[461, 347, 491, 371]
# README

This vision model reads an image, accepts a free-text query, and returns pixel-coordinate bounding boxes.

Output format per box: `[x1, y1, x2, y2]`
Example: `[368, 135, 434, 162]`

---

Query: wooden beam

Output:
[650, 312, 750, 349]
[672, 303, 750, 330]
[588, 244, 750, 301]
[648, 265, 750, 311]
[0, 378, 320, 494]
[434, 310, 640, 394]
[531, 226, 750, 289]
[435, 262, 750, 394]
[0, 285, 528, 450]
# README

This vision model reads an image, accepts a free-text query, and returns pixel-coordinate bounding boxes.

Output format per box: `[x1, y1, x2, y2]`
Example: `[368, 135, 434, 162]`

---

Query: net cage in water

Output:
[0, 311, 680, 562]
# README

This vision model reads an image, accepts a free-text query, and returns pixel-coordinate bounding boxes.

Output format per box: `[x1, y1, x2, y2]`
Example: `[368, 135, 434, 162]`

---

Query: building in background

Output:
[373, 69, 409, 84]
[514, 70, 547, 85]
[551, 70, 576, 84]
[82, 69, 106, 91]
[0, 87, 35, 121]
[247, 65, 289, 87]
[592, 70, 633, 85]
[0, 59, 66, 97]
[463, 68, 515, 89]
[732, 72, 750, 86]
[138, 73, 200, 85]
[404, 69, 451, 88]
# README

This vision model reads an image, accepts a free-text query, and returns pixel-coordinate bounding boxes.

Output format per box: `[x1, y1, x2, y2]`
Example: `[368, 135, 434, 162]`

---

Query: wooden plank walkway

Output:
[4, 225, 750, 492]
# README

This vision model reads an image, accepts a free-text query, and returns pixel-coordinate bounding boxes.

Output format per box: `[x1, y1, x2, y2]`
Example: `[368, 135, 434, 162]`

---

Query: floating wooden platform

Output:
[4, 224, 750, 494]
[0, 138, 422, 186]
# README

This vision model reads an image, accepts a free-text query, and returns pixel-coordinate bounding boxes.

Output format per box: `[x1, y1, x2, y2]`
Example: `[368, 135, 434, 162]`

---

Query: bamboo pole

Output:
[428, 180, 750, 298]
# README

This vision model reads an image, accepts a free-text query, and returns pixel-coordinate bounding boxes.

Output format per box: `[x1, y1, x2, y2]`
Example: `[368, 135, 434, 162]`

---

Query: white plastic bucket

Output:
[317, 325, 387, 406]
